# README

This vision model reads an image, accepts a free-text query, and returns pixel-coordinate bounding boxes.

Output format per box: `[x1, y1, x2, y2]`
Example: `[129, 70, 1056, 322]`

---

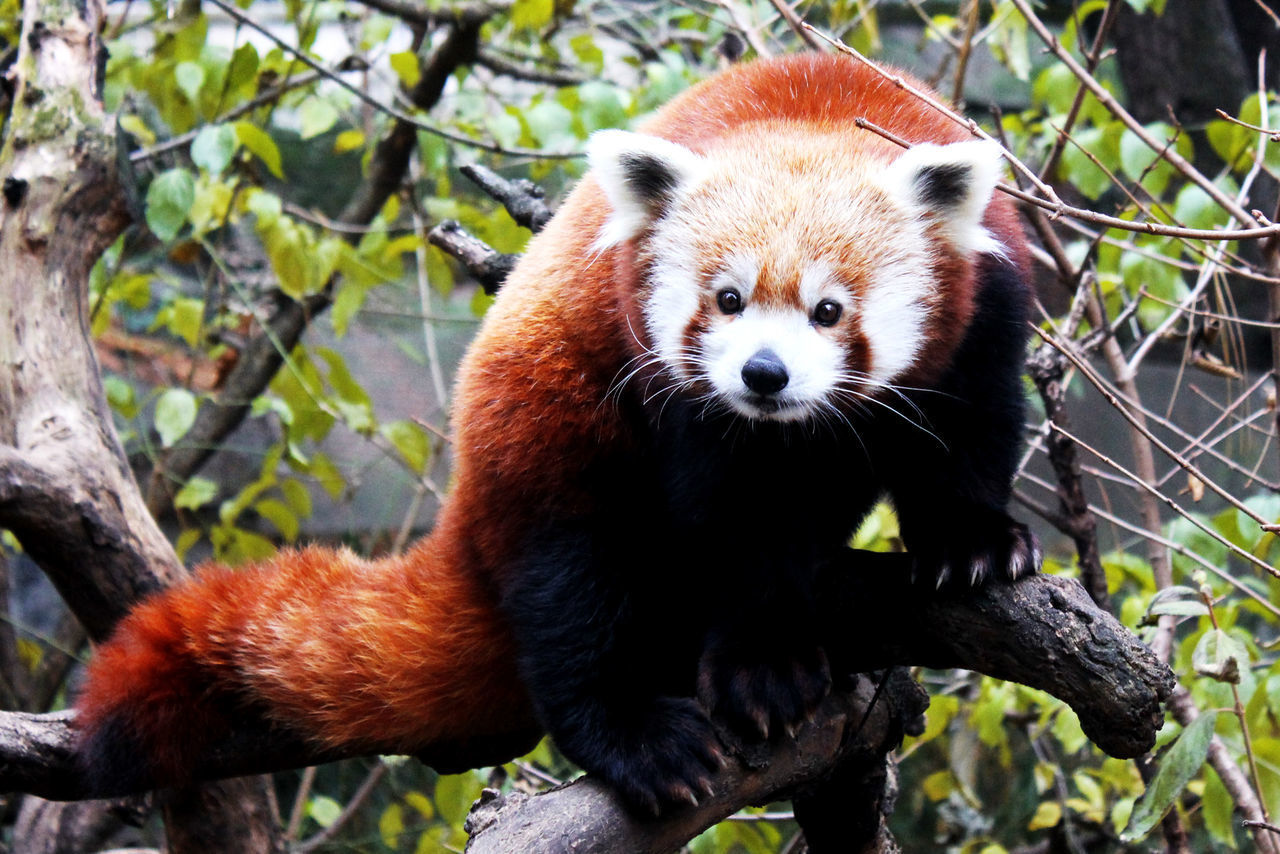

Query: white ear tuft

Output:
[586, 129, 705, 248]
[882, 139, 1006, 255]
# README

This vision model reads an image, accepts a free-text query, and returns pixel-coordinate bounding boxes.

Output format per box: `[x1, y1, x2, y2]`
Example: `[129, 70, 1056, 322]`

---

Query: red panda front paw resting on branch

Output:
[697, 618, 832, 746]
[75, 52, 1037, 829]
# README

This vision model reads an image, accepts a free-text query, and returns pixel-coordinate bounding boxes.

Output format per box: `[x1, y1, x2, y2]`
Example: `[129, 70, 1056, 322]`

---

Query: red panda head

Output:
[588, 126, 1008, 423]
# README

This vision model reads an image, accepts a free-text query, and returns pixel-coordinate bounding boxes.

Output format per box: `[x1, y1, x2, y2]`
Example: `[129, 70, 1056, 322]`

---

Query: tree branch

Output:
[427, 220, 519, 294]
[0, 564, 1171, 839]
[147, 12, 491, 508]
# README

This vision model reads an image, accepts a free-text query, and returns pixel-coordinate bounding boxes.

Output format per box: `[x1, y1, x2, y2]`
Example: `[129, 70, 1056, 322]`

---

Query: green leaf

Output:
[103, 375, 138, 418]
[226, 42, 260, 95]
[389, 50, 421, 88]
[188, 173, 234, 235]
[214, 526, 277, 565]
[309, 452, 346, 499]
[360, 14, 393, 49]
[191, 124, 238, 175]
[145, 168, 196, 242]
[1121, 711, 1217, 841]
[379, 803, 405, 849]
[118, 114, 156, 146]
[470, 287, 495, 317]
[569, 33, 604, 69]
[1173, 183, 1226, 232]
[254, 497, 299, 541]
[988, 1, 1030, 80]
[154, 388, 198, 447]
[330, 281, 368, 339]
[1050, 705, 1088, 754]
[235, 121, 285, 179]
[152, 297, 204, 348]
[174, 60, 205, 102]
[511, 0, 553, 30]
[909, 692, 957, 749]
[1118, 123, 1185, 196]
[404, 790, 434, 818]
[175, 528, 202, 561]
[308, 794, 342, 828]
[1033, 64, 1080, 116]
[1193, 628, 1247, 683]
[1201, 765, 1237, 848]
[577, 81, 629, 133]
[244, 188, 283, 227]
[316, 347, 372, 406]
[299, 99, 339, 139]
[333, 128, 365, 154]
[381, 420, 431, 474]
[280, 478, 313, 518]
[433, 774, 483, 829]
[1146, 585, 1210, 620]
[174, 476, 218, 510]
[1059, 125, 1118, 199]
[1206, 119, 1251, 171]
[524, 101, 577, 149]
[487, 112, 523, 151]
[261, 218, 317, 299]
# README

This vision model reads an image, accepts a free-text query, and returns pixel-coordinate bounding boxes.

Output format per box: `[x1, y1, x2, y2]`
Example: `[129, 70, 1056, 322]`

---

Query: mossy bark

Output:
[0, 0, 282, 850]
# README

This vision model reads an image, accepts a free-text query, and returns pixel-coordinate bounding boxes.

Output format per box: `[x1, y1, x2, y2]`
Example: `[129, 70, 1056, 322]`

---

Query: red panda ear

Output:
[882, 140, 1005, 256]
[587, 130, 705, 247]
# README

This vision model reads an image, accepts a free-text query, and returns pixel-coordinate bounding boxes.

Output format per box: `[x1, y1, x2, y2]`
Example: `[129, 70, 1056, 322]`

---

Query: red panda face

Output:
[588, 128, 1005, 423]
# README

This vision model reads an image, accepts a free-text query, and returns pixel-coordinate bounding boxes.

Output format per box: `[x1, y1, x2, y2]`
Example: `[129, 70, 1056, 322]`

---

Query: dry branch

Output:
[428, 221, 520, 293]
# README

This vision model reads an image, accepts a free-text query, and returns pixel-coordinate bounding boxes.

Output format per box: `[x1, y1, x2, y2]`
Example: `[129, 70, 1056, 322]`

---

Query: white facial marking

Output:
[702, 307, 844, 422]
[643, 242, 700, 373]
[709, 254, 760, 303]
[861, 250, 932, 385]
[605, 135, 996, 420]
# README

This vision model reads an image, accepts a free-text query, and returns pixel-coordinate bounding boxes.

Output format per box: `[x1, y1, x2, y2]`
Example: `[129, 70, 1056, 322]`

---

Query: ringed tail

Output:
[75, 537, 533, 791]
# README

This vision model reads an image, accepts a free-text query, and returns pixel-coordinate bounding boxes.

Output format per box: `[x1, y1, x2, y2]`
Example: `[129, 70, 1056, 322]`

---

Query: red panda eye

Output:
[716, 288, 743, 315]
[813, 299, 842, 327]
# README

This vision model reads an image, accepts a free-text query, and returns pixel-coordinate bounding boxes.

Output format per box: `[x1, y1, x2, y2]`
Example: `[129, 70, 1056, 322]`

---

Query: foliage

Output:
[4, 0, 1280, 850]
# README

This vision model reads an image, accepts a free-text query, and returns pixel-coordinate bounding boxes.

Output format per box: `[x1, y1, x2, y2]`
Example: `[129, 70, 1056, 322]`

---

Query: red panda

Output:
[76, 52, 1036, 819]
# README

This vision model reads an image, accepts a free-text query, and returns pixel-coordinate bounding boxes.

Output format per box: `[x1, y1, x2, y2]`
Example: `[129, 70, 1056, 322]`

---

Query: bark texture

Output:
[0, 564, 1172, 852]
[0, 0, 282, 850]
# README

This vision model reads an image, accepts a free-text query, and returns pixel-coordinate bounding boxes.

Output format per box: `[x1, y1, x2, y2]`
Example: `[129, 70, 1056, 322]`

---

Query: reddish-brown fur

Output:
[76, 53, 1027, 783]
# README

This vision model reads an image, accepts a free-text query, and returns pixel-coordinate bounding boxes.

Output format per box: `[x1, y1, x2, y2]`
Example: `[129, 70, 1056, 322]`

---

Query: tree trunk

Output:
[0, 0, 283, 850]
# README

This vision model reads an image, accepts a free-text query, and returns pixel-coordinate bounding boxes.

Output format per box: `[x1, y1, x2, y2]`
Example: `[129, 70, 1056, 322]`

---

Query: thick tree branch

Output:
[0, 564, 1171, 832]
[465, 675, 918, 854]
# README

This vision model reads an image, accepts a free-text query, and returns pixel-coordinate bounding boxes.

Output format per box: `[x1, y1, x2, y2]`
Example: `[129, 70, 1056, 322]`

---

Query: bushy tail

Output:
[75, 540, 534, 791]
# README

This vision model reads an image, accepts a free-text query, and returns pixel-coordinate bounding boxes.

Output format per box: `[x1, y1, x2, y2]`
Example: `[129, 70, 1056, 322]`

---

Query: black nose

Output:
[741, 349, 789, 395]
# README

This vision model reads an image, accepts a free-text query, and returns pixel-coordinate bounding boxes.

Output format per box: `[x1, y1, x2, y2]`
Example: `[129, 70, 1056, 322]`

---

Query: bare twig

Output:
[203, 0, 578, 160]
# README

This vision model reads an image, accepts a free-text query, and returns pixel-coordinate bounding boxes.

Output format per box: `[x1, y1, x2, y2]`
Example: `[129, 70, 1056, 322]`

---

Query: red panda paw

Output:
[596, 697, 726, 817]
[696, 635, 831, 745]
[910, 510, 1041, 590]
